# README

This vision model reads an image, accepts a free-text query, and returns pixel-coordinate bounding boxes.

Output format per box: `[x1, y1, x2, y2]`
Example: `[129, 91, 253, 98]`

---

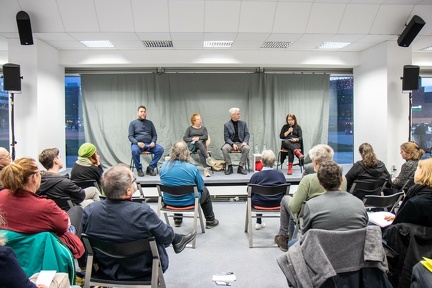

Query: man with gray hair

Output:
[82, 164, 196, 280]
[274, 144, 347, 251]
[222, 107, 250, 175]
[248, 150, 286, 230]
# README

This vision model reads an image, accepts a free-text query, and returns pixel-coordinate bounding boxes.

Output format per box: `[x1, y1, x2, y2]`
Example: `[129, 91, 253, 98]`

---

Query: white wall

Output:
[7, 39, 65, 166]
[353, 41, 412, 172]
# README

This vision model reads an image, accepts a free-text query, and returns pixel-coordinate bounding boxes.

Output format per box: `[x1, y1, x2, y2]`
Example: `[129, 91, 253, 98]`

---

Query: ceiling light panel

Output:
[317, 42, 350, 49]
[203, 41, 233, 48]
[80, 40, 114, 48]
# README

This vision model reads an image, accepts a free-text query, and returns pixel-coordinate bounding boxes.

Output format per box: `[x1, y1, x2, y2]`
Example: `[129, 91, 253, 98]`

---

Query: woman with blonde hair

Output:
[385, 158, 432, 226]
[345, 143, 391, 192]
[183, 113, 216, 177]
[0, 158, 83, 258]
[392, 141, 424, 190]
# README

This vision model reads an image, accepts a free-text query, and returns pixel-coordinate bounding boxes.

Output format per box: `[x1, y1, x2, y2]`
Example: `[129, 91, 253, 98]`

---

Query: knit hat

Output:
[78, 143, 96, 158]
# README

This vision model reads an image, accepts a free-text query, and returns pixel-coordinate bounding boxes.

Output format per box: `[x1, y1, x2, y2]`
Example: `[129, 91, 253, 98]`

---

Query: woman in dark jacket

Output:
[345, 143, 391, 192]
[391, 141, 424, 190]
[385, 158, 432, 227]
[279, 113, 304, 175]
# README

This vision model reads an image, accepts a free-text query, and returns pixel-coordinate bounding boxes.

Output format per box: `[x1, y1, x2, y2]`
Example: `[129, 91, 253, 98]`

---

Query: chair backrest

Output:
[247, 183, 291, 197]
[81, 233, 164, 287]
[400, 177, 414, 192]
[363, 191, 404, 212]
[349, 179, 387, 200]
[47, 196, 74, 211]
[73, 179, 101, 192]
[206, 134, 211, 150]
[156, 184, 198, 197]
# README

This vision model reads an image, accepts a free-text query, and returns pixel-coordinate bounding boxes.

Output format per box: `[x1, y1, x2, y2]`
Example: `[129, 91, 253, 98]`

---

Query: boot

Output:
[293, 149, 304, 160]
[287, 162, 293, 175]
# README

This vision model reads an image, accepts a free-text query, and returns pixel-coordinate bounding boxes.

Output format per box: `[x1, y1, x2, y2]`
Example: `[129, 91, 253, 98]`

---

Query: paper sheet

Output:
[36, 270, 56, 286]
[367, 211, 394, 228]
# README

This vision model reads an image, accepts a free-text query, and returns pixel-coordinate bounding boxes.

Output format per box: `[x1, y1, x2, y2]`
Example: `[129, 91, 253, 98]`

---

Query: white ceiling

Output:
[0, 0, 431, 56]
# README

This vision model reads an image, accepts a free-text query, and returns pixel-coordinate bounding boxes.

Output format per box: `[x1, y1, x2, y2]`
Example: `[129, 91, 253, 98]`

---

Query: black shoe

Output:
[237, 166, 247, 175]
[173, 230, 197, 254]
[137, 169, 145, 177]
[174, 218, 182, 227]
[146, 167, 157, 176]
[225, 165, 233, 175]
[206, 219, 219, 229]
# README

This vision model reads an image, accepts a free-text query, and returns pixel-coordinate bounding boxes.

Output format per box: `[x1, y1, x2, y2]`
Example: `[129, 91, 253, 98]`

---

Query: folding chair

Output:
[244, 183, 291, 248]
[349, 179, 387, 200]
[363, 191, 404, 213]
[156, 184, 205, 249]
[72, 179, 102, 193]
[129, 150, 159, 174]
[228, 148, 250, 172]
[48, 196, 74, 211]
[81, 234, 166, 288]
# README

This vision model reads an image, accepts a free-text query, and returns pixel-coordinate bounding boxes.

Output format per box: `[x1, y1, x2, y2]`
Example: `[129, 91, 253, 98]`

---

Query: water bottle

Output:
[263, 144, 267, 151]
[254, 144, 259, 154]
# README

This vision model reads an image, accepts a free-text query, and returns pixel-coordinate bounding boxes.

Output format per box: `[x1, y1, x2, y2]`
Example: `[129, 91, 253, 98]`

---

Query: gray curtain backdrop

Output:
[81, 73, 329, 168]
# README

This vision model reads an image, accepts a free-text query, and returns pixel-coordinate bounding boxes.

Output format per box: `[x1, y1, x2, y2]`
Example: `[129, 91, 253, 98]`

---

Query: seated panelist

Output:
[221, 107, 250, 175]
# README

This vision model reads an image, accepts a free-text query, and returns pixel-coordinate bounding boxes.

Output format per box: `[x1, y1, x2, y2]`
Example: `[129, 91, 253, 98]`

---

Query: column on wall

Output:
[353, 41, 412, 171]
[7, 39, 65, 163]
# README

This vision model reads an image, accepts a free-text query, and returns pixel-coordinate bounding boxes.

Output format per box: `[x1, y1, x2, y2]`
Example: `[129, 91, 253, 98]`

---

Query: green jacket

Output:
[289, 174, 347, 218]
[1, 230, 75, 284]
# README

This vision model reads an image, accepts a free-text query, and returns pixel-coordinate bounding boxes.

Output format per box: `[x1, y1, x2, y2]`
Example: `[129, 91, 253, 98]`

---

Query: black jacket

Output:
[37, 172, 85, 205]
[345, 160, 391, 192]
[393, 184, 432, 227]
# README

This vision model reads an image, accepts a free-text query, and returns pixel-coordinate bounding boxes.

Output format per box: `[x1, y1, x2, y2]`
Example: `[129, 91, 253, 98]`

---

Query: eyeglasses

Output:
[130, 177, 137, 186]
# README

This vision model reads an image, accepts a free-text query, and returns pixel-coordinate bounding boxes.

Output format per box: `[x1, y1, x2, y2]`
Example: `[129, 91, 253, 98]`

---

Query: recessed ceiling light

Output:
[203, 41, 233, 48]
[143, 40, 173, 48]
[261, 41, 293, 48]
[421, 45, 432, 51]
[317, 42, 350, 49]
[80, 40, 114, 48]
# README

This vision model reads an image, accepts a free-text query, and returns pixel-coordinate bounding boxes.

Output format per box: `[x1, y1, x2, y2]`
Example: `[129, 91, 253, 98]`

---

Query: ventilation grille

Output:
[261, 41, 292, 48]
[143, 40, 173, 48]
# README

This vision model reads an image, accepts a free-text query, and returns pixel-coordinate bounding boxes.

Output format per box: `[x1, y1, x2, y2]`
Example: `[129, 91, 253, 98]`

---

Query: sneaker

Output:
[274, 234, 289, 252]
[206, 157, 216, 167]
[174, 218, 182, 227]
[137, 169, 144, 177]
[255, 223, 266, 230]
[206, 219, 219, 229]
[146, 166, 157, 176]
[204, 167, 211, 177]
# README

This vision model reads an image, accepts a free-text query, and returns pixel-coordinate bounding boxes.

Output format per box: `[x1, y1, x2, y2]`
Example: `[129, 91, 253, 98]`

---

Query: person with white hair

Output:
[274, 144, 347, 252]
[221, 107, 250, 175]
[248, 150, 286, 230]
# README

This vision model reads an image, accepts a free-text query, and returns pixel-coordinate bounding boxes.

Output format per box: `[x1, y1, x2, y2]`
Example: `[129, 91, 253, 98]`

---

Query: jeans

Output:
[131, 143, 164, 170]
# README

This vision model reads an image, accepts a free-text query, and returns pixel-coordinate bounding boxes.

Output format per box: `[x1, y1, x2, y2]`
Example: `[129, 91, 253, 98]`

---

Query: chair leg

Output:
[247, 201, 253, 248]
[129, 157, 135, 171]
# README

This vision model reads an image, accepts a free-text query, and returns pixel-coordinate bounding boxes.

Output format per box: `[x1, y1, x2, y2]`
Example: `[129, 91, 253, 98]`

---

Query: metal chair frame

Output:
[244, 183, 291, 248]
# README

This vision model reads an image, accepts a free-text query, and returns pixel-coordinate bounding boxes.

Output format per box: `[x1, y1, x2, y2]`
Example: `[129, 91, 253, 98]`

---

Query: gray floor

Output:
[149, 201, 289, 288]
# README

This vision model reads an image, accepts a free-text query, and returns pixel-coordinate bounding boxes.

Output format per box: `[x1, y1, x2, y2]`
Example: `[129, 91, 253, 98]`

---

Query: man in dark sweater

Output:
[128, 105, 164, 177]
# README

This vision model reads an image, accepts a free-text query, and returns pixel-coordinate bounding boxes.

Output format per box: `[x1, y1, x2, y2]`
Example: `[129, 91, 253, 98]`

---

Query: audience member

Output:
[183, 113, 216, 177]
[82, 164, 196, 280]
[0, 147, 12, 172]
[391, 141, 424, 190]
[221, 107, 250, 175]
[384, 158, 432, 227]
[302, 161, 368, 234]
[37, 148, 100, 207]
[128, 105, 164, 177]
[248, 150, 286, 230]
[0, 158, 84, 258]
[160, 141, 219, 229]
[279, 113, 304, 175]
[274, 144, 347, 251]
[70, 143, 103, 186]
[345, 142, 391, 194]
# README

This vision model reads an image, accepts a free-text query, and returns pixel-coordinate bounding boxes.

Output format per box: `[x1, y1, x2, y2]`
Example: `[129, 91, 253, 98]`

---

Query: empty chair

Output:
[363, 191, 404, 213]
[244, 183, 290, 248]
[82, 233, 166, 288]
[156, 184, 205, 249]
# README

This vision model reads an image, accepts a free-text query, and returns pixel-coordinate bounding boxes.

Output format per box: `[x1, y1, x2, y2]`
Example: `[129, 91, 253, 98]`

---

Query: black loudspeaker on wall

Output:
[397, 15, 425, 47]
[2, 63, 22, 91]
[402, 65, 420, 91]
[16, 11, 33, 45]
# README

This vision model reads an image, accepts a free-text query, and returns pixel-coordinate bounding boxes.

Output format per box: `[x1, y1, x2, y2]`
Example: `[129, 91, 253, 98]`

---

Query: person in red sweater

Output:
[0, 158, 84, 258]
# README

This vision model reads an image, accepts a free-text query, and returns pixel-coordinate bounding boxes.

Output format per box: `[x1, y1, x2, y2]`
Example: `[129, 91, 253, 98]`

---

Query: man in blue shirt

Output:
[128, 105, 164, 177]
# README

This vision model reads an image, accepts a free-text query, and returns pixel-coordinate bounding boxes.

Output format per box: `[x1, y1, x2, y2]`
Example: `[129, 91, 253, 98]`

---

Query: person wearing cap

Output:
[37, 148, 100, 207]
[70, 143, 104, 186]
[128, 105, 164, 177]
